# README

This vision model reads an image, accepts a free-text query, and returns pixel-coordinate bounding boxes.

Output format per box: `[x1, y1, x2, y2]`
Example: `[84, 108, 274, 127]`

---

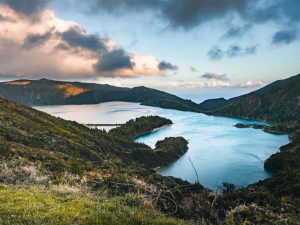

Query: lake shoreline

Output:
[36, 102, 290, 189]
[134, 124, 172, 141]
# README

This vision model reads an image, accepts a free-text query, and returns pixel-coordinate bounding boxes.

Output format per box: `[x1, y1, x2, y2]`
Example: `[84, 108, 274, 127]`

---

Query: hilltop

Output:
[1, 74, 299, 123]
[0, 78, 200, 112]
[199, 74, 300, 122]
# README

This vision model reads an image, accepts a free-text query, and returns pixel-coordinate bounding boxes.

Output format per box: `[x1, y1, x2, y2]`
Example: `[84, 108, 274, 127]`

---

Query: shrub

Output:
[69, 158, 84, 176]
[0, 138, 9, 156]
[222, 182, 236, 193]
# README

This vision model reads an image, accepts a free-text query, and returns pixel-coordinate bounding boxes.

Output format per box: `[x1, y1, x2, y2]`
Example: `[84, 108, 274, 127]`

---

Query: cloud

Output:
[159, 0, 247, 29]
[222, 24, 251, 39]
[237, 80, 265, 88]
[0, 3, 170, 79]
[91, 0, 248, 29]
[201, 72, 230, 81]
[92, 0, 161, 13]
[226, 45, 242, 57]
[272, 29, 299, 45]
[158, 61, 178, 71]
[4, 0, 299, 54]
[162, 79, 264, 89]
[0, 0, 50, 17]
[247, 0, 300, 26]
[88, 0, 300, 47]
[207, 46, 224, 61]
[60, 27, 106, 51]
[94, 49, 133, 73]
[190, 67, 198, 72]
[227, 44, 257, 57]
[145, 79, 232, 89]
[0, 13, 14, 22]
[89, 1, 300, 32]
[22, 32, 52, 48]
[207, 44, 257, 60]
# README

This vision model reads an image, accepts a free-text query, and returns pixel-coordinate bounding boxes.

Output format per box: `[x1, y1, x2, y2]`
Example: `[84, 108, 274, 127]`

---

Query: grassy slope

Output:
[0, 185, 189, 225]
[0, 97, 192, 224]
[0, 97, 300, 224]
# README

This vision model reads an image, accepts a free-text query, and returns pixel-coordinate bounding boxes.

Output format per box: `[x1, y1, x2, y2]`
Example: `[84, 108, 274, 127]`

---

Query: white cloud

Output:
[237, 80, 265, 88]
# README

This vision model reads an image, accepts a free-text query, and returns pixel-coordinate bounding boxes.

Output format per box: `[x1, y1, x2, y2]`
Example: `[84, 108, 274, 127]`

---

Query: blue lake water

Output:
[35, 102, 289, 190]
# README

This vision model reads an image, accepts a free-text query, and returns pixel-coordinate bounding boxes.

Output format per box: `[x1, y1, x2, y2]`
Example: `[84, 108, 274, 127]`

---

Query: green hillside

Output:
[199, 74, 300, 122]
[0, 80, 300, 224]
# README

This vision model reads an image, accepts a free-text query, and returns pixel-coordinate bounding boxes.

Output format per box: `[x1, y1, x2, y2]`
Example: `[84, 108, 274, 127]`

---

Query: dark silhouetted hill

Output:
[198, 74, 300, 122]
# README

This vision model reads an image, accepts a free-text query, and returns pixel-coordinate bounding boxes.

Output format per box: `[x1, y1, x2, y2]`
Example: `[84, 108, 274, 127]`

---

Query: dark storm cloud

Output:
[92, 0, 248, 29]
[90, 0, 300, 46]
[0, 0, 50, 16]
[92, 0, 300, 29]
[23, 32, 52, 48]
[207, 44, 256, 60]
[272, 29, 299, 45]
[158, 61, 178, 71]
[59, 27, 134, 73]
[1, 0, 300, 38]
[60, 27, 106, 51]
[59, 27, 135, 73]
[201, 72, 230, 81]
[162, 0, 247, 29]
[94, 49, 133, 72]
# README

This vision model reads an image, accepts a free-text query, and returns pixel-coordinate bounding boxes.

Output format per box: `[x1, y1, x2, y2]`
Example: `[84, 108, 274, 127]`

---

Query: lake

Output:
[35, 101, 289, 190]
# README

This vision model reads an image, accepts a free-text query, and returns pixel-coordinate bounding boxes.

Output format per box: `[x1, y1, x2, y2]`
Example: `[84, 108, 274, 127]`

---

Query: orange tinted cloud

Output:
[0, 3, 175, 79]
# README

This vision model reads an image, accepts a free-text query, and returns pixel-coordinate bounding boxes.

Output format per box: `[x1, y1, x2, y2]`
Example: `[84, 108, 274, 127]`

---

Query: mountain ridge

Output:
[1, 74, 299, 123]
[0, 78, 202, 113]
[199, 74, 300, 122]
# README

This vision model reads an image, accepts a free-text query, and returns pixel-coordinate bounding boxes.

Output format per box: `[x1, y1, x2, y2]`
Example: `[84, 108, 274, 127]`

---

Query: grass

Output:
[0, 185, 190, 225]
[0, 97, 300, 224]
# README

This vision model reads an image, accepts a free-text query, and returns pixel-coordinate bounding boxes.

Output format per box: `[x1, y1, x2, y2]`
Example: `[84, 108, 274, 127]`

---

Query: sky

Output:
[0, 0, 299, 101]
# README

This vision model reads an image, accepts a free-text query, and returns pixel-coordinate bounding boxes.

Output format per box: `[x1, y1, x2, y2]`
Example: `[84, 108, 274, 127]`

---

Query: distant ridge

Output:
[0, 78, 201, 112]
[1, 74, 299, 122]
[199, 74, 300, 122]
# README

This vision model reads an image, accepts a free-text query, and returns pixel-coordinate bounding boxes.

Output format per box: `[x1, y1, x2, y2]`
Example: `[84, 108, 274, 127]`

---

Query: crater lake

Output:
[35, 101, 289, 190]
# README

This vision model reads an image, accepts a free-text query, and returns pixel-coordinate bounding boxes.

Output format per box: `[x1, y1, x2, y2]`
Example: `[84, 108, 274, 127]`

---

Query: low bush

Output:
[0, 138, 9, 156]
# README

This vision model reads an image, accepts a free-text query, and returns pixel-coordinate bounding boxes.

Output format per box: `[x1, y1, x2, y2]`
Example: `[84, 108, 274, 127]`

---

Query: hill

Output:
[0, 78, 201, 112]
[0, 74, 300, 224]
[0, 97, 197, 224]
[199, 74, 300, 122]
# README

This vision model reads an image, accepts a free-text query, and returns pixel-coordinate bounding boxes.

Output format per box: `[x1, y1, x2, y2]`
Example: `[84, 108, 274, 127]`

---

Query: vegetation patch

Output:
[0, 185, 189, 225]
